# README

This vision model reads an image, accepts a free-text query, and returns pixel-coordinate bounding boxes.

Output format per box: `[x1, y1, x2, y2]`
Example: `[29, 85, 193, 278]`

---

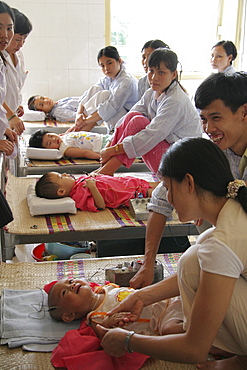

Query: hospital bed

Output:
[0, 255, 197, 370]
[1, 167, 210, 261]
[14, 133, 148, 177]
[23, 116, 108, 135]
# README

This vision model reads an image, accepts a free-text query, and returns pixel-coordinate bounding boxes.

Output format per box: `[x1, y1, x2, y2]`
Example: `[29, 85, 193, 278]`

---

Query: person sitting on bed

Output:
[35, 172, 159, 212]
[28, 46, 138, 132]
[29, 129, 112, 160]
[46, 278, 183, 337]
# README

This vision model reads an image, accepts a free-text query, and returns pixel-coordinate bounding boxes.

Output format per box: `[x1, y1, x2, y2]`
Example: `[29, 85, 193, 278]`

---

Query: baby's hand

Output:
[101, 312, 132, 328]
[83, 177, 96, 189]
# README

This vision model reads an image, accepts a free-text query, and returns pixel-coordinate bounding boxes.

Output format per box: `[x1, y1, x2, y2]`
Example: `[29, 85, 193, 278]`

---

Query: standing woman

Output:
[3, 8, 32, 119]
[68, 46, 138, 133]
[138, 39, 170, 99]
[211, 40, 237, 75]
[98, 137, 247, 370]
[98, 48, 202, 176]
[0, 1, 17, 156]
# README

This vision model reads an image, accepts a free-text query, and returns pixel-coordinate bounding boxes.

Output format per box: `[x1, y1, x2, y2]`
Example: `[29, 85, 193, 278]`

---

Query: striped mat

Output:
[45, 214, 75, 233]
[56, 253, 183, 284]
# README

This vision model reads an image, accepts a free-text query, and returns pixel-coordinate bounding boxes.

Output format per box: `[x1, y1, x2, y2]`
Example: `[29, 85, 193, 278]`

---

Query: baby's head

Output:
[47, 278, 97, 322]
[29, 129, 62, 149]
[28, 95, 55, 113]
[35, 172, 75, 199]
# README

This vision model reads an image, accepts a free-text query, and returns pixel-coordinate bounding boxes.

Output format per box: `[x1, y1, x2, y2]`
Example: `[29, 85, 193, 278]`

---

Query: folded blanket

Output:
[0, 289, 79, 351]
[51, 319, 149, 370]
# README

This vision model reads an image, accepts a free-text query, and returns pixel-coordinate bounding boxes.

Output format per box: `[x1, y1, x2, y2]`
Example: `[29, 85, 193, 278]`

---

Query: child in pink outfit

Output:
[35, 172, 158, 212]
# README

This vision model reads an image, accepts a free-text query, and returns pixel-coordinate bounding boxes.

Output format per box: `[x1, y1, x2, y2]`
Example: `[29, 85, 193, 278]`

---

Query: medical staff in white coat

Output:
[3, 8, 32, 135]
[0, 2, 17, 156]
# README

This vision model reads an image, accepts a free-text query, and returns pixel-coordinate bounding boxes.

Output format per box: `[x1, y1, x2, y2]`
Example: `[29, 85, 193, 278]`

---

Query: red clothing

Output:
[111, 111, 170, 174]
[51, 319, 149, 370]
[69, 174, 152, 212]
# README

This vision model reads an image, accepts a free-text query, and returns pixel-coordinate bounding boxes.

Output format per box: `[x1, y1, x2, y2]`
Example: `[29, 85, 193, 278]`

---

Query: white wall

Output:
[7, 0, 106, 104]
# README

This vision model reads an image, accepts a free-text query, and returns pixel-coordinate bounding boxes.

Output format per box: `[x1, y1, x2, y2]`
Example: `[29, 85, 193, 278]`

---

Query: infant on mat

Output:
[28, 129, 111, 160]
[35, 172, 159, 212]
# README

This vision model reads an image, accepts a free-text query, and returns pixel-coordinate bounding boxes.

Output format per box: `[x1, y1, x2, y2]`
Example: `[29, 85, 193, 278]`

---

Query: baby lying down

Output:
[29, 129, 112, 160]
[46, 278, 183, 338]
[35, 172, 159, 212]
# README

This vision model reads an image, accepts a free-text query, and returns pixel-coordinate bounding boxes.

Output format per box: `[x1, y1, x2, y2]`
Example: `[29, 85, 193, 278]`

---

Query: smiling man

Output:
[194, 72, 247, 182]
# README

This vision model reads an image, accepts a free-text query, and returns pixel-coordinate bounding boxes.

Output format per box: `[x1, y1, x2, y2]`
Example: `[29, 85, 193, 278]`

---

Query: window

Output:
[110, 0, 225, 78]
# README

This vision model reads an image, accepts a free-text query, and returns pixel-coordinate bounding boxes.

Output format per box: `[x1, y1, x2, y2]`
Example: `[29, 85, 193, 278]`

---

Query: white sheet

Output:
[0, 288, 80, 351]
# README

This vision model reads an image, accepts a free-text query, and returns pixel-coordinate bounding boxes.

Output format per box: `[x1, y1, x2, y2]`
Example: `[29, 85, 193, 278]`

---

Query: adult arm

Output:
[99, 272, 237, 363]
[97, 75, 138, 122]
[130, 183, 173, 288]
[123, 87, 201, 159]
[3, 102, 25, 135]
[130, 211, 167, 288]
[77, 111, 102, 130]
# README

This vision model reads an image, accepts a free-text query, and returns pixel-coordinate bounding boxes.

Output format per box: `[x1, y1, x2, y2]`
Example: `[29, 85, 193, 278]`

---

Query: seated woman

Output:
[69, 46, 138, 133]
[97, 137, 247, 370]
[138, 39, 170, 99]
[29, 46, 138, 133]
[211, 40, 237, 75]
[96, 48, 202, 176]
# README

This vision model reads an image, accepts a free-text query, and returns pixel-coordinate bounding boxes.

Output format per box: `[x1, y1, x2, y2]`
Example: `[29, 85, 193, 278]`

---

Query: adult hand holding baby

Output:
[96, 325, 129, 357]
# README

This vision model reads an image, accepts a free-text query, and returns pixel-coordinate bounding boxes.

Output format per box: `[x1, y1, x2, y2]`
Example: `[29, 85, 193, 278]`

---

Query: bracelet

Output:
[124, 331, 135, 353]
[115, 144, 119, 153]
[8, 114, 16, 121]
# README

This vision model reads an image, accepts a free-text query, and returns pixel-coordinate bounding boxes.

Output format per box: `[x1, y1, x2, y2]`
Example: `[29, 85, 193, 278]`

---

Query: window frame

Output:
[106, 0, 245, 80]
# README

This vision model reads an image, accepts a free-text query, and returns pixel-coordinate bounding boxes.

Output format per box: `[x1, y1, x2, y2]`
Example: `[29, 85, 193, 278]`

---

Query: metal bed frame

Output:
[0, 153, 210, 261]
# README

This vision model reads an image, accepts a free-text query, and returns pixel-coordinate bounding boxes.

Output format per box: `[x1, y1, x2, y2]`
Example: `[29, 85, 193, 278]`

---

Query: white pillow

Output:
[22, 108, 46, 122]
[27, 184, 77, 216]
[26, 147, 63, 160]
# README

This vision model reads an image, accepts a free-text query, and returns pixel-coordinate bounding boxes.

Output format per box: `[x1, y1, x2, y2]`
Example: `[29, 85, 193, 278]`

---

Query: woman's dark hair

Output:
[158, 137, 247, 212]
[195, 72, 247, 112]
[12, 8, 32, 35]
[29, 129, 48, 148]
[148, 48, 186, 92]
[141, 39, 170, 52]
[0, 1, 14, 21]
[0, 1, 15, 63]
[97, 46, 121, 63]
[212, 40, 237, 64]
